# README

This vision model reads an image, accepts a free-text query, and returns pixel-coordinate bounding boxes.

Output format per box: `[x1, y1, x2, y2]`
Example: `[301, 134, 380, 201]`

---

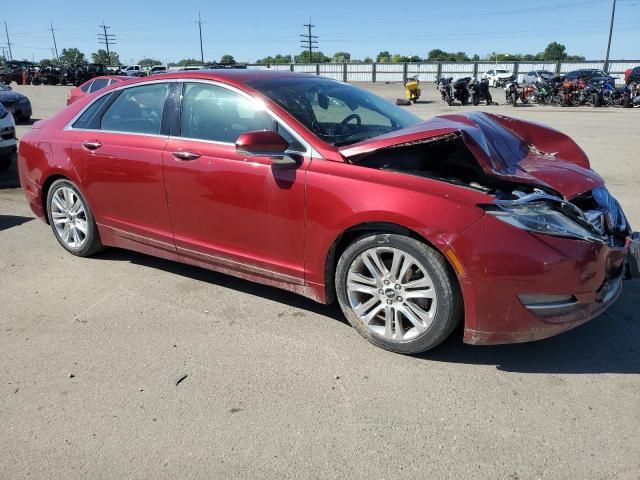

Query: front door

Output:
[162, 81, 308, 284]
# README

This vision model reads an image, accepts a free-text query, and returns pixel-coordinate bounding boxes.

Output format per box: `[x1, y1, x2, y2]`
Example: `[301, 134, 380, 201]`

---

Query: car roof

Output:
[79, 75, 134, 86]
[143, 69, 316, 83]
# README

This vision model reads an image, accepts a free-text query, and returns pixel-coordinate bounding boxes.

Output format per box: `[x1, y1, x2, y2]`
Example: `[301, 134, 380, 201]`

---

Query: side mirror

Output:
[236, 130, 299, 168]
[7, 85, 12, 90]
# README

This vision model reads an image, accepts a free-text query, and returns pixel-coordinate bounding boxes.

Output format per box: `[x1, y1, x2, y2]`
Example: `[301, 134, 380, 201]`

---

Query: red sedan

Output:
[66, 75, 131, 106]
[18, 70, 639, 354]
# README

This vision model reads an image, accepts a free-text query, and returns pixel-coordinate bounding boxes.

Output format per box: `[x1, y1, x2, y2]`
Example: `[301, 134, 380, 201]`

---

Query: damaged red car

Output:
[18, 71, 640, 354]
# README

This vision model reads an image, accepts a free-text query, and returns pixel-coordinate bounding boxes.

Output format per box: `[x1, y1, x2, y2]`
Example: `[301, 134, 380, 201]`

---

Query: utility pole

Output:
[604, 0, 616, 72]
[299, 19, 318, 63]
[195, 12, 204, 64]
[50, 21, 59, 61]
[4, 22, 13, 61]
[98, 22, 116, 65]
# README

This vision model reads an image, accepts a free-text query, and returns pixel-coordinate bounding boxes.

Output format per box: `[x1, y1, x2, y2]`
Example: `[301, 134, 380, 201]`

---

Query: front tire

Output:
[46, 179, 103, 257]
[335, 234, 461, 354]
[511, 92, 518, 106]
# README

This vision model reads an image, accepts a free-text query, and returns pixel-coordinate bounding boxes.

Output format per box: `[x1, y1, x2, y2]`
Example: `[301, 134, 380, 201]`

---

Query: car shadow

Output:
[0, 214, 33, 231]
[93, 248, 346, 322]
[424, 279, 640, 374]
[94, 248, 640, 374]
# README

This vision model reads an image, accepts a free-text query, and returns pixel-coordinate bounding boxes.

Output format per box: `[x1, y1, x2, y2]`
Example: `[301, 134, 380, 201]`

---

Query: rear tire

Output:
[46, 179, 104, 257]
[511, 92, 518, 106]
[591, 93, 601, 107]
[472, 94, 479, 106]
[335, 233, 462, 354]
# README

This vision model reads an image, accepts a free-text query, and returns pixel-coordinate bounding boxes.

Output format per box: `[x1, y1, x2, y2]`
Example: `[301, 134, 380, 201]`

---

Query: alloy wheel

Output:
[50, 186, 89, 249]
[346, 247, 438, 342]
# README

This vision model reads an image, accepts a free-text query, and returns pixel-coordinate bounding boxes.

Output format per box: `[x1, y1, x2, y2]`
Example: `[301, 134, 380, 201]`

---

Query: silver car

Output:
[523, 70, 554, 84]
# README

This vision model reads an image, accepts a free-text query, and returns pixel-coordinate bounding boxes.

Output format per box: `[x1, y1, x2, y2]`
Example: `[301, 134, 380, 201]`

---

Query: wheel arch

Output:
[40, 173, 70, 224]
[323, 221, 462, 307]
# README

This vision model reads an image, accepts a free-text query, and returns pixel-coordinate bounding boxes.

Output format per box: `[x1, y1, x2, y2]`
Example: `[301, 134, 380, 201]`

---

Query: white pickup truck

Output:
[122, 65, 145, 76]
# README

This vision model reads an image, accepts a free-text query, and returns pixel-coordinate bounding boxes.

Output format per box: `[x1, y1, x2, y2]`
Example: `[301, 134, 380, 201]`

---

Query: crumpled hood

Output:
[341, 112, 602, 199]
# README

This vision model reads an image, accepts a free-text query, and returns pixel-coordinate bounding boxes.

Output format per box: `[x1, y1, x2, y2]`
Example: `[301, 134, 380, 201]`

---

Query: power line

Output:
[195, 12, 205, 63]
[98, 22, 116, 65]
[50, 21, 59, 60]
[299, 19, 318, 62]
[4, 22, 13, 60]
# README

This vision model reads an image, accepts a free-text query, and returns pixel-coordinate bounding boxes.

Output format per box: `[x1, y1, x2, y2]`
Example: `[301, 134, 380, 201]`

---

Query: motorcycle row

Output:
[1, 63, 118, 87]
[433, 75, 639, 108]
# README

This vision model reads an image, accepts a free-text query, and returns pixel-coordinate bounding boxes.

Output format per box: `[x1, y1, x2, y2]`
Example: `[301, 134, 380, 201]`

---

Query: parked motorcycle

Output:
[630, 83, 640, 107]
[469, 78, 492, 105]
[436, 76, 471, 105]
[535, 78, 565, 105]
[560, 77, 587, 106]
[503, 77, 520, 106]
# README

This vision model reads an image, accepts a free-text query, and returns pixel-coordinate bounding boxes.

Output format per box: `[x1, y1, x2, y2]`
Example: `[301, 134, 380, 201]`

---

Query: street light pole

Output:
[604, 0, 616, 72]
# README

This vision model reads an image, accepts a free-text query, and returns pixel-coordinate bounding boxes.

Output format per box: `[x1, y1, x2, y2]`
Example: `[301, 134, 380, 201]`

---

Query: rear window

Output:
[89, 78, 109, 93]
[80, 81, 92, 93]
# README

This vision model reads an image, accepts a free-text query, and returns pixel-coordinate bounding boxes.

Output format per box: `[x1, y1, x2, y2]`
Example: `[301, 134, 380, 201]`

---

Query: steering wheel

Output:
[341, 113, 362, 127]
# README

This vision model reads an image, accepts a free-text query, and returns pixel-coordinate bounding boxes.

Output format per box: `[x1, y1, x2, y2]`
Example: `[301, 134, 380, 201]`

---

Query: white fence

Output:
[247, 60, 638, 84]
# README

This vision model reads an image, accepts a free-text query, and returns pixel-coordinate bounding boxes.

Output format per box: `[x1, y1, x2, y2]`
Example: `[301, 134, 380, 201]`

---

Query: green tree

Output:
[91, 49, 119, 65]
[220, 54, 236, 65]
[59, 48, 86, 65]
[363, 56, 373, 64]
[139, 58, 161, 66]
[295, 51, 330, 63]
[541, 42, 567, 61]
[376, 51, 391, 63]
[256, 54, 292, 65]
[39, 58, 54, 66]
[427, 49, 470, 61]
[176, 58, 204, 66]
[332, 51, 351, 63]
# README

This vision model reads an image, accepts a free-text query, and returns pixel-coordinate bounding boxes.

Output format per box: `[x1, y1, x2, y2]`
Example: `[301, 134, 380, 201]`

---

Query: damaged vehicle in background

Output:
[17, 71, 640, 355]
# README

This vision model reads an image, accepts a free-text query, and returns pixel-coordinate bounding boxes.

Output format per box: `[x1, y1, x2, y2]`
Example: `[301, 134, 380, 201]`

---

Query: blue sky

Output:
[2, 0, 639, 63]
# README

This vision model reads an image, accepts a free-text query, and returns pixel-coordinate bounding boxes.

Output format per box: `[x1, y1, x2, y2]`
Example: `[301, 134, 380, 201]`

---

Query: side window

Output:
[100, 83, 169, 135]
[72, 93, 113, 129]
[89, 78, 109, 93]
[181, 82, 274, 144]
[80, 81, 93, 93]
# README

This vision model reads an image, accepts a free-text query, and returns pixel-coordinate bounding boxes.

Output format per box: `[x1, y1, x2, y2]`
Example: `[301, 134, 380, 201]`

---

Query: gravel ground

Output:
[0, 83, 639, 480]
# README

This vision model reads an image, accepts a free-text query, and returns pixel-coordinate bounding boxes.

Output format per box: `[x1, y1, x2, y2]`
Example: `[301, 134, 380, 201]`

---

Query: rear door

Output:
[70, 82, 175, 250]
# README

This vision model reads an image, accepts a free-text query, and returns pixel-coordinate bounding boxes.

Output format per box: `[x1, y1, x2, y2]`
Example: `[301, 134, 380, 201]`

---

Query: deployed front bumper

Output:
[451, 213, 637, 345]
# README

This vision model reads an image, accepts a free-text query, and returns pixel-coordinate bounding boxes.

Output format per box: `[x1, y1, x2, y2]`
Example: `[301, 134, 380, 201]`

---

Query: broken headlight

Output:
[487, 201, 604, 242]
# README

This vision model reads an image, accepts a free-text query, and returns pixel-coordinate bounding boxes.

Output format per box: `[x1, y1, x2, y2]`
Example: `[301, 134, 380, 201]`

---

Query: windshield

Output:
[495, 70, 510, 74]
[581, 70, 608, 78]
[248, 77, 421, 147]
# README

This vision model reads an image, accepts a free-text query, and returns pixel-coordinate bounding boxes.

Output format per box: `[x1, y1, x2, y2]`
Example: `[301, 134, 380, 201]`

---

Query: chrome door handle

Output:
[82, 140, 102, 150]
[172, 151, 201, 161]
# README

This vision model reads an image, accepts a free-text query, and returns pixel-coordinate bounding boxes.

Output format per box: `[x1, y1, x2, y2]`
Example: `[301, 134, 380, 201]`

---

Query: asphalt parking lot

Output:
[1, 83, 639, 480]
